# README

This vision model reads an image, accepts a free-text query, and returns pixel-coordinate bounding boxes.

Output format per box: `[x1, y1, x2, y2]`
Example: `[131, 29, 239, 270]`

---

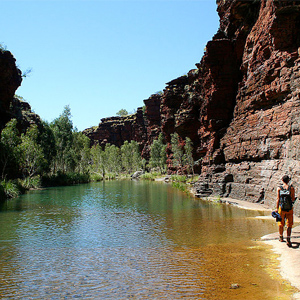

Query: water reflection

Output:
[0, 180, 293, 299]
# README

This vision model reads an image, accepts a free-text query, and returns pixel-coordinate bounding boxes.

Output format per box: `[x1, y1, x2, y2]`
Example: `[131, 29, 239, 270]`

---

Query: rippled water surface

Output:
[0, 181, 295, 299]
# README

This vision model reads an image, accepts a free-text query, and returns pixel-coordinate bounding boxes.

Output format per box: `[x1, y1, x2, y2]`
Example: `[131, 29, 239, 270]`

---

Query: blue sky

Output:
[1, 0, 219, 131]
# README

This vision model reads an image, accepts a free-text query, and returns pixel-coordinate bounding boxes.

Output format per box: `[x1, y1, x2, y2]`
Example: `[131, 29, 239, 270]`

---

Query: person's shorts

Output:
[278, 207, 294, 227]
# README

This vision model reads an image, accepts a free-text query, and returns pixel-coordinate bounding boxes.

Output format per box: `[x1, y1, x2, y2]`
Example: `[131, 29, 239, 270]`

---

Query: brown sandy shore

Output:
[216, 197, 300, 300]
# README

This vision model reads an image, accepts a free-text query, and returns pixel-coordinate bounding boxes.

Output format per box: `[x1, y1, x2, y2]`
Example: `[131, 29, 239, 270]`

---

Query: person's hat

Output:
[272, 211, 282, 222]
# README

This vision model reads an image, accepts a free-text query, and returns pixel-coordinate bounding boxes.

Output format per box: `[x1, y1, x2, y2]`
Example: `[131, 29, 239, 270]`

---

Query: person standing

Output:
[276, 175, 296, 247]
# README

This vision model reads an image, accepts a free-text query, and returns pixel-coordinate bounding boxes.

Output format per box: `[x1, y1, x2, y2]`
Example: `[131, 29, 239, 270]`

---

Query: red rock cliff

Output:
[0, 50, 22, 130]
[193, 0, 300, 215]
[83, 95, 161, 160]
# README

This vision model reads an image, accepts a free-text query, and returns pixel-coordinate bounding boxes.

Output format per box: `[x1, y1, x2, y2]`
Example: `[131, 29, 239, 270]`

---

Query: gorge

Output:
[84, 0, 300, 215]
[1, 0, 300, 216]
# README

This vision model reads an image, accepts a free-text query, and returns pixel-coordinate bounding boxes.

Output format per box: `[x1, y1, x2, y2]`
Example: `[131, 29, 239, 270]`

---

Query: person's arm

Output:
[276, 187, 280, 212]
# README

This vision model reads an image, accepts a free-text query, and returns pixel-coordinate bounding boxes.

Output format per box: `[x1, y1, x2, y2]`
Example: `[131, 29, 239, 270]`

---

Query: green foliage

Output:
[41, 172, 90, 187]
[140, 172, 156, 181]
[104, 172, 117, 180]
[149, 133, 167, 173]
[90, 140, 142, 179]
[38, 120, 56, 173]
[18, 176, 41, 190]
[170, 133, 195, 175]
[170, 132, 184, 171]
[90, 173, 103, 182]
[105, 143, 122, 174]
[183, 137, 194, 176]
[72, 130, 91, 174]
[50, 105, 75, 173]
[90, 143, 121, 178]
[170, 175, 188, 193]
[116, 109, 128, 117]
[171, 181, 187, 192]
[0, 119, 22, 179]
[171, 175, 187, 183]
[0, 106, 94, 196]
[121, 140, 142, 173]
[19, 124, 46, 178]
[0, 180, 20, 198]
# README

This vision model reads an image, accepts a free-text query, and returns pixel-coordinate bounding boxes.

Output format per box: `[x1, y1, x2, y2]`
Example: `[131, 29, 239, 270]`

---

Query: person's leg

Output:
[287, 227, 292, 246]
[278, 208, 285, 242]
[279, 225, 284, 241]
[286, 210, 293, 247]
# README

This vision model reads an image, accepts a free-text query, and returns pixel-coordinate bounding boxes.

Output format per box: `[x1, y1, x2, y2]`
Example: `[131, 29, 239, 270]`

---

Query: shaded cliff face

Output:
[0, 50, 22, 130]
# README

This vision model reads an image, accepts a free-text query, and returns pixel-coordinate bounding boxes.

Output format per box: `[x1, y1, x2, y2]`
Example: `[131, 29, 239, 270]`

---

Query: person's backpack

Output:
[279, 185, 293, 211]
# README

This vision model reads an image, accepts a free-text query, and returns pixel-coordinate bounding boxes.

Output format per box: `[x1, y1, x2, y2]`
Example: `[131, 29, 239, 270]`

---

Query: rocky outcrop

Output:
[84, 108, 146, 148]
[10, 96, 43, 132]
[0, 50, 22, 130]
[84, 94, 161, 160]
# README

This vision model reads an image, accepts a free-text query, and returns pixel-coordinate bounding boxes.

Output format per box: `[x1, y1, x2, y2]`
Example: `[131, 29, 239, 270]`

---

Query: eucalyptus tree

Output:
[105, 143, 122, 174]
[90, 144, 103, 176]
[149, 133, 167, 173]
[116, 109, 128, 117]
[50, 105, 74, 173]
[183, 137, 194, 176]
[170, 132, 184, 173]
[121, 140, 142, 173]
[72, 130, 91, 174]
[0, 119, 22, 179]
[19, 124, 45, 178]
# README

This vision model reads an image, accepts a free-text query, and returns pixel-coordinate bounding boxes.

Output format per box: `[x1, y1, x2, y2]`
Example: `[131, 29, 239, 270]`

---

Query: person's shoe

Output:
[287, 239, 292, 247]
[279, 236, 284, 242]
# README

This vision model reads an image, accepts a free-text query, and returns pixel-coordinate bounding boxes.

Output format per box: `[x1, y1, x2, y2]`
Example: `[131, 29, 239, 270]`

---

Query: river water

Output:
[0, 180, 295, 299]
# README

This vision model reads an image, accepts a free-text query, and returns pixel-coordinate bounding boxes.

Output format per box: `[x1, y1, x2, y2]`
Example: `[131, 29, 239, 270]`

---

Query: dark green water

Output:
[0, 180, 292, 299]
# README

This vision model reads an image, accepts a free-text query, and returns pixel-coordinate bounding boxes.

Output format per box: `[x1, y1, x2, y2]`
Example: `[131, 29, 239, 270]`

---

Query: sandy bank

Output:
[213, 196, 300, 299]
[261, 225, 300, 299]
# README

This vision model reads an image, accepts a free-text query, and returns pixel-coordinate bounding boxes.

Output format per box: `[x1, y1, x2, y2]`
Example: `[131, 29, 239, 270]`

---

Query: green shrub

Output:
[18, 176, 41, 190]
[104, 172, 116, 180]
[0, 180, 20, 198]
[90, 173, 103, 182]
[41, 172, 90, 187]
[171, 175, 187, 183]
[171, 181, 187, 192]
[140, 172, 155, 181]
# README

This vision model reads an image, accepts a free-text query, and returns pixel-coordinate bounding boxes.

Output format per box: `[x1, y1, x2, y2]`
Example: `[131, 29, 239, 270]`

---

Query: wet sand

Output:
[215, 197, 300, 299]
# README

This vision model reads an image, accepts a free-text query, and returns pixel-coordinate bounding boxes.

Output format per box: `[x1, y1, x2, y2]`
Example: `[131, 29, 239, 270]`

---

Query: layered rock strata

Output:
[194, 0, 300, 215]
[84, 94, 162, 160]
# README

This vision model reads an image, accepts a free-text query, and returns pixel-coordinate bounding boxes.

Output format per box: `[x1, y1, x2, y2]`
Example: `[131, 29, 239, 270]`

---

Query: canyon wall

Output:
[0, 48, 41, 134]
[85, 0, 300, 215]
[0, 50, 22, 130]
[84, 94, 162, 160]
[194, 0, 300, 215]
